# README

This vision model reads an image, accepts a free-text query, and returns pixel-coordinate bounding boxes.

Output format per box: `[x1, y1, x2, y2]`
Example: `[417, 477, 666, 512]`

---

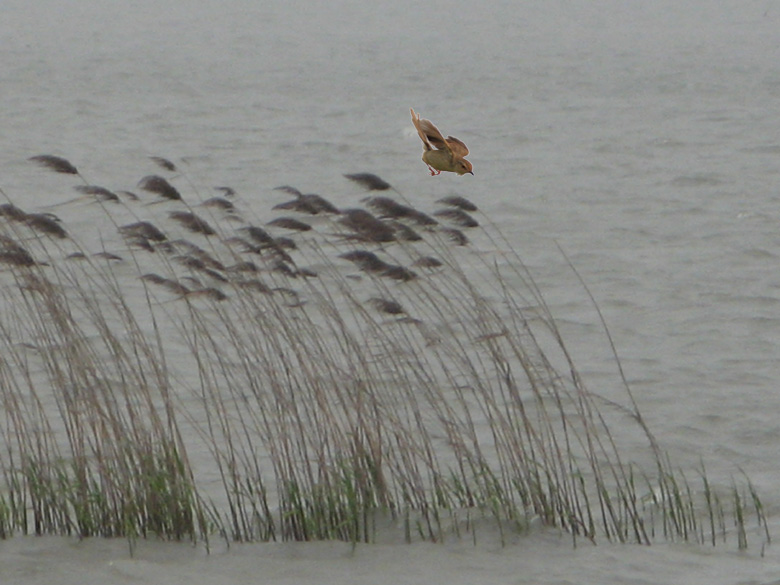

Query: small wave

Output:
[670, 173, 724, 187]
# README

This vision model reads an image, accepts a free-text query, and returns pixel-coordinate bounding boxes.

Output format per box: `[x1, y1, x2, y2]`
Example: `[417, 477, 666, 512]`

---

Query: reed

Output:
[0, 157, 768, 552]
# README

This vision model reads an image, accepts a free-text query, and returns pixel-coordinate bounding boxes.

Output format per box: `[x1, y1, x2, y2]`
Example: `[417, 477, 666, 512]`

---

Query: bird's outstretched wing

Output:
[445, 135, 469, 158]
[411, 108, 448, 152]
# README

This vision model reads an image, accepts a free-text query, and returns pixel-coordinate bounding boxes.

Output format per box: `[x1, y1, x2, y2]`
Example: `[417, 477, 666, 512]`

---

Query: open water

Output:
[2, 0, 780, 582]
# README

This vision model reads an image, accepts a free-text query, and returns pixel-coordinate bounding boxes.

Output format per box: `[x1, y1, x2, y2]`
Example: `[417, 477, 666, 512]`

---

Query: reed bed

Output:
[0, 156, 769, 551]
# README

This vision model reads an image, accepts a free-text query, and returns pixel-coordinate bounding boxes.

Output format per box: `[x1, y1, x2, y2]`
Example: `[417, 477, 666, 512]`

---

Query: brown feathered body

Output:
[410, 109, 473, 176]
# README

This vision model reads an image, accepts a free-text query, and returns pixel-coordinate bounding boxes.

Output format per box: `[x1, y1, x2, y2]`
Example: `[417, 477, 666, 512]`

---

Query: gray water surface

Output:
[2, 1, 780, 582]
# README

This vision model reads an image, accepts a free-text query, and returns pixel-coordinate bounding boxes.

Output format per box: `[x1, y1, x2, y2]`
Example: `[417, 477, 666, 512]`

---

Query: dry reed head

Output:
[173, 256, 228, 283]
[343, 172, 392, 191]
[150, 156, 178, 172]
[365, 198, 438, 227]
[270, 259, 298, 277]
[226, 260, 259, 273]
[338, 249, 415, 280]
[386, 221, 422, 242]
[124, 235, 155, 252]
[368, 297, 405, 315]
[433, 208, 479, 228]
[140, 272, 167, 285]
[185, 287, 228, 302]
[214, 186, 236, 197]
[169, 211, 217, 236]
[364, 196, 411, 219]
[267, 217, 313, 232]
[183, 246, 226, 271]
[233, 278, 272, 294]
[0, 246, 36, 267]
[436, 195, 478, 212]
[404, 209, 438, 227]
[412, 256, 443, 269]
[264, 245, 296, 267]
[118, 190, 141, 201]
[223, 236, 262, 254]
[301, 194, 339, 214]
[274, 185, 303, 196]
[138, 175, 182, 201]
[338, 209, 396, 242]
[201, 197, 236, 211]
[141, 273, 191, 295]
[74, 185, 120, 203]
[273, 198, 318, 214]
[339, 250, 390, 273]
[0, 203, 29, 222]
[25, 213, 68, 239]
[273, 191, 339, 215]
[240, 225, 276, 247]
[273, 236, 297, 250]
[92, 251, 123, 262]
[28, 154, 79, 175]
[229, 231, 297, 265]
[64, 251, 120, 262]
[379, 264, 416, 281]
[439, 227, 469, 246]
[119, 221, 168, 242]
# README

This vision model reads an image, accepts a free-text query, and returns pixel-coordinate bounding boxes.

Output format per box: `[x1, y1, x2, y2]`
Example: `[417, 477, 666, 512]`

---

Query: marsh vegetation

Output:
[0, 156, 769, 551]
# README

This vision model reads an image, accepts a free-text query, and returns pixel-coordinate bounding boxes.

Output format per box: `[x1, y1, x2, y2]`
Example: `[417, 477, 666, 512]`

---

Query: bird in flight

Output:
[410, 108, 473, 176]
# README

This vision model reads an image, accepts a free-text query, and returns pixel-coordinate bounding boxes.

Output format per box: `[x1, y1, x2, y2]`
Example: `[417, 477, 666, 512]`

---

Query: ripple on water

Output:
[669, 173, 725, 187]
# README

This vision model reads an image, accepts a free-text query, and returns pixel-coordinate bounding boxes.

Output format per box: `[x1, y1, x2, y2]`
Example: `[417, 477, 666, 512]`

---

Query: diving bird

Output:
[410, 108, 473, 176]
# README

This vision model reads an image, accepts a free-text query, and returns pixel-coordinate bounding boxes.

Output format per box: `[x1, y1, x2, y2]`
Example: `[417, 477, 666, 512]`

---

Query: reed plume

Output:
[0, 235, 36, 266]
[0, 203, 29, 221]
[214, 186, 236, 197]
[267, 217, 313, 232]
[273, 186, 340, 214]
[411, 256, 443, 268]
[339, 250, 391, 273]
[138, 175, 182, 201]
[364, 197, 415, 220]
[240, 225, 276, 247]
[338, 209, 395, 242]
[119, 221, 168, 242]
[141, 273, 191, 296]
[118, 190, 140, 201]
[173, 255, 228, 283]
[367, 297, 405, 315]
[28, 154, 79, 175]
[433, 208, 479, 228]
[25, 213, 68, 239]
[343, 172, 392, 191]
[233, 278, 272, 294]
[185, 287, 228, 301]
[201, 197, 236, 211]
[169, 211, 217, 236]
[436, 195, 478, 212]
[387, 221, 422, 242]
[379, 264, 416, 281]
[439, 227, 469, 246]
[150, 156, 178, 172]
[74, 185, 120, 203]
